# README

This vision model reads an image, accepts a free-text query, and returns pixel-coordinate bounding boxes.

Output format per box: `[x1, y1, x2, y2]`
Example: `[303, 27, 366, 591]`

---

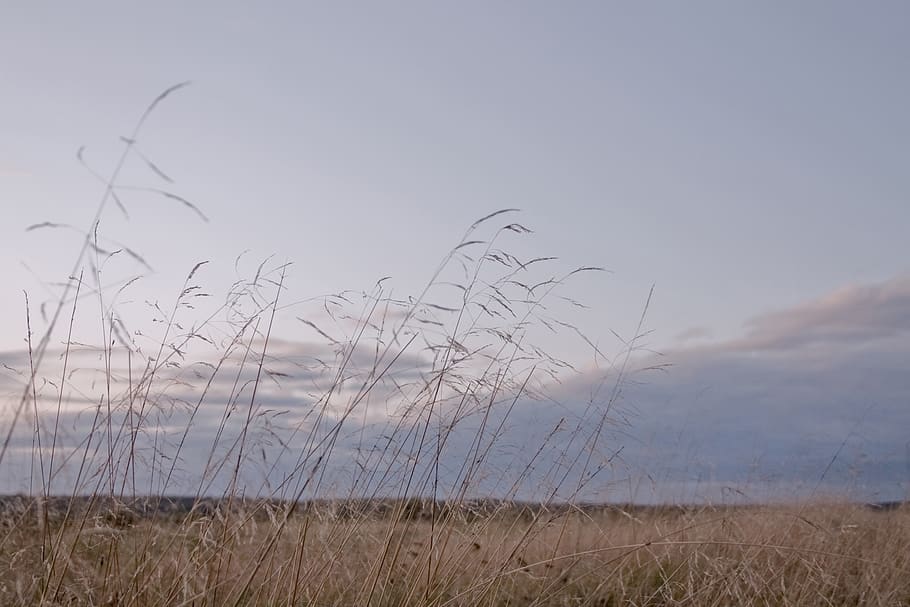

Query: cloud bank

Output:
[1, 275, 907, 504]
[582, 274, 910, 502]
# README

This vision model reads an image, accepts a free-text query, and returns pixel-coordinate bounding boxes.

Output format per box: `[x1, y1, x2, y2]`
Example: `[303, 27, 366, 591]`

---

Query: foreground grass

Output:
[6, 85, 907, 607]
[1, 499, 907, 606]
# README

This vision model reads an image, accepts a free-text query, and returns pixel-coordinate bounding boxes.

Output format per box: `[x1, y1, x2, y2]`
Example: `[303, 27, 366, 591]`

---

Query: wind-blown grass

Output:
[1, 85, 906, 606]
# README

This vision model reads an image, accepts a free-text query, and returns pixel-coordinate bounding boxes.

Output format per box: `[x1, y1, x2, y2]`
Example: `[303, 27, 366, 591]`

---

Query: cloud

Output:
[1, 275, 907, 504]
[539, 273, 910, 503]
[717, 274, 910, 352]
[674, 326, 712, 343]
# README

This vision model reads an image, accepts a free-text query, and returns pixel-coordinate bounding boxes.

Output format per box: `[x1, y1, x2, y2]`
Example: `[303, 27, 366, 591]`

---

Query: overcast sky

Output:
[1, 2, 907, 502]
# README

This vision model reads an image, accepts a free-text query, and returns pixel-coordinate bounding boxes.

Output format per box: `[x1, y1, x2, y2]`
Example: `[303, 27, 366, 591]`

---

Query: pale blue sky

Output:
[1, 2, 908, 500]
[3, 2, 909, 350]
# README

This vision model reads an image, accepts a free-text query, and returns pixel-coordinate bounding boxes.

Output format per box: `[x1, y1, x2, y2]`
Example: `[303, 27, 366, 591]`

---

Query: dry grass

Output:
[1, 500, 907, 606]
[3, 85, 907, 606]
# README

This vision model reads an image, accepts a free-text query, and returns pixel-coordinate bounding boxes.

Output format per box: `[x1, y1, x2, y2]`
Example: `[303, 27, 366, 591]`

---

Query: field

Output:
[3, 87, 908, 606]
[1, 497, 907, 606]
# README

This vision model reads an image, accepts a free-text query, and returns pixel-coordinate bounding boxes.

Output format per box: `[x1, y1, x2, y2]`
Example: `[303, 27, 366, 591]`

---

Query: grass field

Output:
[4, 86, 907, 606]
[1, 497, 907, 606]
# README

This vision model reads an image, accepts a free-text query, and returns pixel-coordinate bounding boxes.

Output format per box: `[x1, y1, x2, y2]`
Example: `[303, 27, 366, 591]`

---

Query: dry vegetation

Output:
[0, 499, 907, 605]
[2, 86, 907, 606]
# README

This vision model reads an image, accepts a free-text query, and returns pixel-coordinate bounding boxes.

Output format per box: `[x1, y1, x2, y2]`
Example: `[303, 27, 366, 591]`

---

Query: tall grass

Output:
[1, 86, 907, 606]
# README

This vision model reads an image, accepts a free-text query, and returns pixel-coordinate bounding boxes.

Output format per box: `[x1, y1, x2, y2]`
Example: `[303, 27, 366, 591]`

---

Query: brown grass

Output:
[5, 85, 907, 606]
[1, 500, 907, 606]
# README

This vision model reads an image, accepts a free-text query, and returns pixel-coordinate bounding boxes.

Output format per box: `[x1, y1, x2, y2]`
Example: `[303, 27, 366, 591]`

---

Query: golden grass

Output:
[2, 500, 907, 606]
[6, 84, 907, 607]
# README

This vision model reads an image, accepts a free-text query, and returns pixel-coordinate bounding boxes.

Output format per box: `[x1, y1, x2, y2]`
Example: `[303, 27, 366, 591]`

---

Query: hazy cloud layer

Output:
[1, 276, 907, 504]
[550, 274, 910, 502]
[721, 274, 910, 352]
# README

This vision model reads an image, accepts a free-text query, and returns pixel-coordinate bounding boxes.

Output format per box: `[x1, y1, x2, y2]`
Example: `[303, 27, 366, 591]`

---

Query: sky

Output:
[0, 2, 908, 502]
